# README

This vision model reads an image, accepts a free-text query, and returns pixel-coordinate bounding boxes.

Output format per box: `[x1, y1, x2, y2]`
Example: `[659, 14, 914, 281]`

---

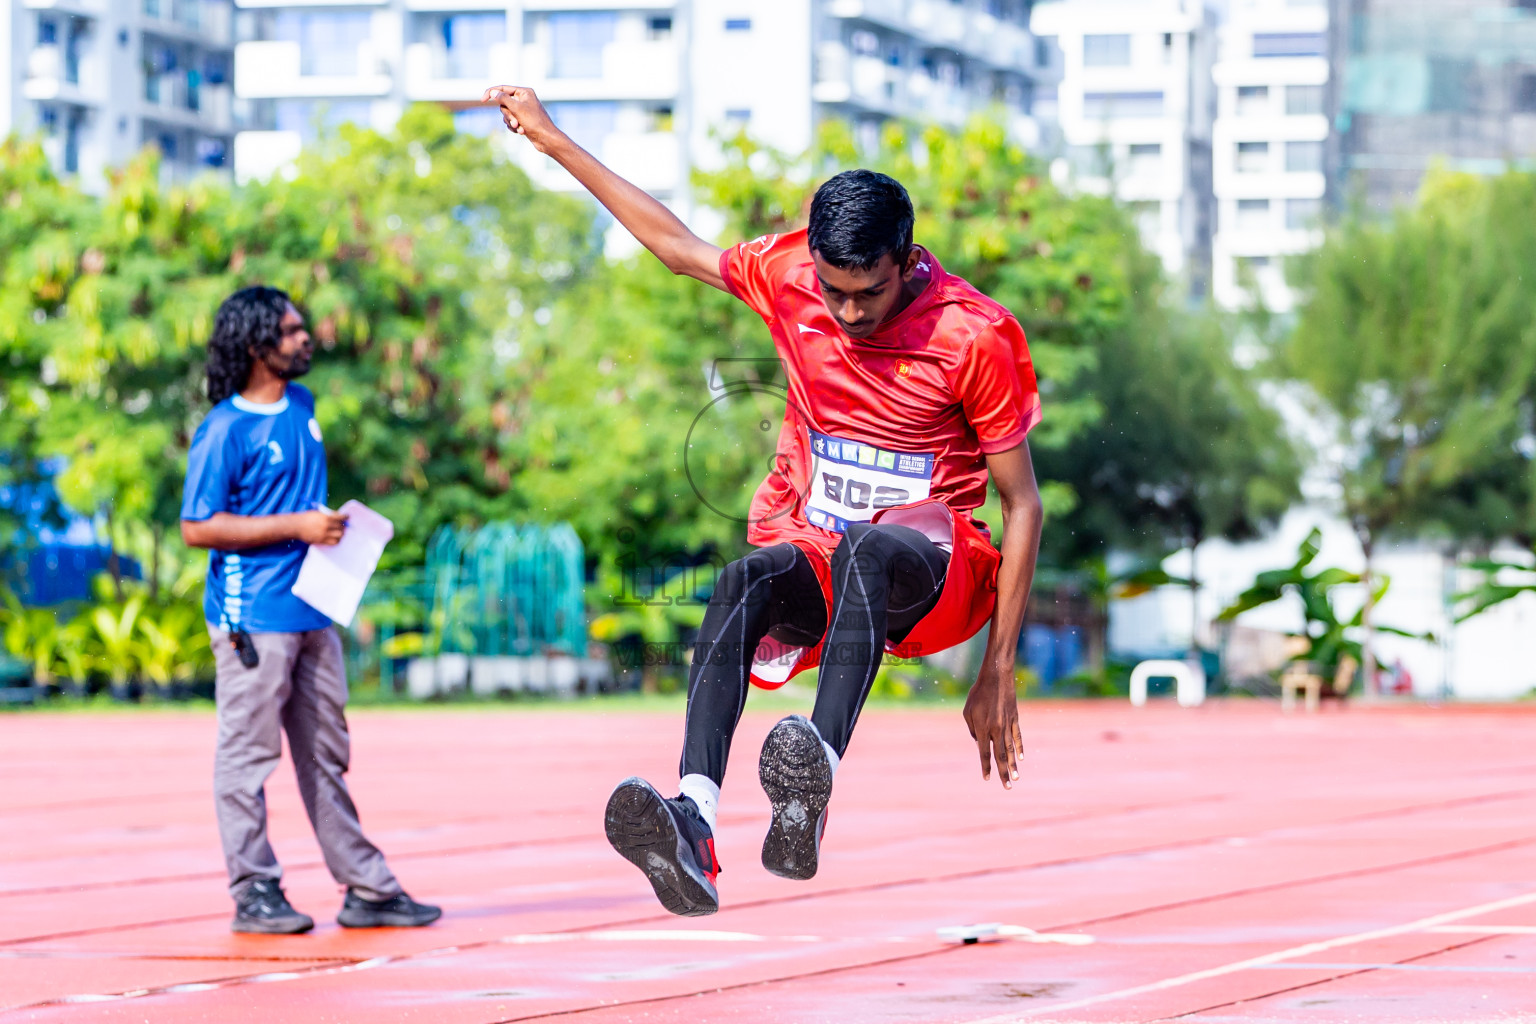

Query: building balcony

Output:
[812, 44, 902, 113]
[21, 0, 105, 15]
[234, 40, 392, 99]
[824, 0, 1040, 75]
[403, 42, 516, 101]
[904, 0, 966, 50]
[404, 0, 512, 8]
[143, 77, 234, 132]
[516, 130, 679, 194]
[234, 0, 384, 7]
[22, 45, 102, 104]
[140, 0, 234, 44]
[518, 39, 678, 102]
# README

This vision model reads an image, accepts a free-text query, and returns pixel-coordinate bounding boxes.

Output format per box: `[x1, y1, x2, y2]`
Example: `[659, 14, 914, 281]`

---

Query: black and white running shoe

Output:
[758, 714, 833, 880]
[336, 890, 442, 928]
[231, 879, 314, 935]
[604, 777, 721, 917]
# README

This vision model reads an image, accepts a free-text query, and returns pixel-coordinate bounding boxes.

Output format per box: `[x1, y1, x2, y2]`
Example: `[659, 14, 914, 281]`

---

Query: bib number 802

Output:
[821, 472, 911, 511]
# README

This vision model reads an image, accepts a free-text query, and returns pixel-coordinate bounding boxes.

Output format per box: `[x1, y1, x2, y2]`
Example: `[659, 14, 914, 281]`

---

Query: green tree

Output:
[0, 107, 597, 590]
[1043, 306, 1300, 653]
[1284, 169, 1536, 688]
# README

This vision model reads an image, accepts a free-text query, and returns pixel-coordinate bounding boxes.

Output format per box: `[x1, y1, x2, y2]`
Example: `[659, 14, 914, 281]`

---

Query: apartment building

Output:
[1209, 0, 1327, 312]
[2, 0, 236, 188]
[1331, 0, 1536, 214]
[230, 0, 1058, 223]
[1031, 0, 1215, 293]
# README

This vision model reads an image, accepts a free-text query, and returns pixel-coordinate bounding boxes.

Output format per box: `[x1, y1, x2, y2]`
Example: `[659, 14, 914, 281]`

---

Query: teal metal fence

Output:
[346, 521, 587, 691]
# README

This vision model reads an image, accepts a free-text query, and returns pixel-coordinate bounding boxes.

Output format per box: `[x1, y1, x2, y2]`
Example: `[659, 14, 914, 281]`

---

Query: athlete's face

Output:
[811, 249, 920, 340]
[259, 305, 313, 380]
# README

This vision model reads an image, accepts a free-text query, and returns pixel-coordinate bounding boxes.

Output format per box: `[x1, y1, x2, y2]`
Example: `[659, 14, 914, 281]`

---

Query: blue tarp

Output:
[1, 461, 140, 606]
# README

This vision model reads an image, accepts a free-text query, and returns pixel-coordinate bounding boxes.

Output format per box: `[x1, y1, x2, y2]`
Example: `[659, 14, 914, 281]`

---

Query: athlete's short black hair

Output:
[206, 286, 292, 404]
[807, 170, 914, 271]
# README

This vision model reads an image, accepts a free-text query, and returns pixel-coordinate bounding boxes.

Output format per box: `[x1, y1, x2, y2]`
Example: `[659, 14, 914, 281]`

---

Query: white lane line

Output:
[957, 889, 1536, 1023]
[1252, 962, 1536, 974]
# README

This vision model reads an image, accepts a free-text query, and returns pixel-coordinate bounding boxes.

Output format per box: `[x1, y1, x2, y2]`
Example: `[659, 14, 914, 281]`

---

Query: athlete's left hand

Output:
[964, 659, 1022, 790]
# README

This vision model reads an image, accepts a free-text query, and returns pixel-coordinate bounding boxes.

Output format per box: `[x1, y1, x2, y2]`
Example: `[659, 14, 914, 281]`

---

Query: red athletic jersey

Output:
[719, 228, 1042, 558]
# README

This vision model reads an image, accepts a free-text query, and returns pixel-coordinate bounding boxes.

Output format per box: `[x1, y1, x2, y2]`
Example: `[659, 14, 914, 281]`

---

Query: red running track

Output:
[3, 700, 1536, 1023]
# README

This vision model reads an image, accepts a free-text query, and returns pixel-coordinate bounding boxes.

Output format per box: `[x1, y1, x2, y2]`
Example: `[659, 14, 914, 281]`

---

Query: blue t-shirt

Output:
[181, 384, 333, 633]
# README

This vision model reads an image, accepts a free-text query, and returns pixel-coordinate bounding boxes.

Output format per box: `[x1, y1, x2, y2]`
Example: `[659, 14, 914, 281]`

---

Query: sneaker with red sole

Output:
[604, 777, 721, 916]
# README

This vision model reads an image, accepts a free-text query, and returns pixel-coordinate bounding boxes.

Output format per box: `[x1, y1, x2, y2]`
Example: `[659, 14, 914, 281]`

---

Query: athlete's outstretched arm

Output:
[483, 86, 726, 290]
[964, 440, 1043, 790]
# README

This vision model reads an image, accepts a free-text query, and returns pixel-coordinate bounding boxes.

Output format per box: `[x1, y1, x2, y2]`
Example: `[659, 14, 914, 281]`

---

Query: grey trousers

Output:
[210, 624, 400, 903]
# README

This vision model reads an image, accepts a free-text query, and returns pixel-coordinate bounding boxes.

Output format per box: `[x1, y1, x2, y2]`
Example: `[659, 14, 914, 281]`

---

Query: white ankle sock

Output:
[678, 774, 720, 833]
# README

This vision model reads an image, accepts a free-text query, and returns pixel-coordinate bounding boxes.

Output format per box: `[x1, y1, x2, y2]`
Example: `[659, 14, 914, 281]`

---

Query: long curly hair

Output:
[205, 286, 292, 404]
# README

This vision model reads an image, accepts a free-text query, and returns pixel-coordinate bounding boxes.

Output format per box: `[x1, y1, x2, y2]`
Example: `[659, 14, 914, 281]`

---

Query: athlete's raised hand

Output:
[965, 659, 1022, 790]
[481, 84, 725, 291]
[482, 86, 560, 154]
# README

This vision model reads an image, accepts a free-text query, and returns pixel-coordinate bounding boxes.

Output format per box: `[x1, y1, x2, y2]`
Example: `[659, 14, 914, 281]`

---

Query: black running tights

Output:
[680, 523, 948, 785]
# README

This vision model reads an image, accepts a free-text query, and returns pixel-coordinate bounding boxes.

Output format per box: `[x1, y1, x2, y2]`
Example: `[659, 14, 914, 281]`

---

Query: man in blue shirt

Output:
[182, 286, 440, 934]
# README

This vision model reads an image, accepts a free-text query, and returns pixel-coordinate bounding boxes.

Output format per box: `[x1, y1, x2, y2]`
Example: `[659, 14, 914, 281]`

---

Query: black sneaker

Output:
[604, 777, 721, 917]
[759, 715, 833, 880]
[336, 890, 442, 928]
[232, 879, 314, 935]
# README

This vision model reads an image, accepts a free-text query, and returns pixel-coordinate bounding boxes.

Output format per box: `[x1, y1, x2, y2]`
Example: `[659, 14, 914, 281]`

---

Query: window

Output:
[1083, 34, 1131, 67]
[1236, 198, 1270, 231]
[1235, 141, 1268, 173]
[38, 18, 59, 44]
[1083, 91, 1163, 118]
[1285, 140, 1324, 173]
[1235, 256, 1271, 279]
[1285, 197, 1322, 229]
[430, 12, 506, 79]
[1129, 200, 1160, 236]
[1252, 32, 1325, 58]
[64, 19, 86, 84]
[1236, 85, 1268, 116]
[1285, 84, 1324, 115]
[851, 30, 879, 56]
[273, 11, 371, 76]
[549, 12, 616, 78]
[1129, 142, 1162, 176]
[1516, 74, 1536, 113]
[1067, 143, 1110, 177]
[724, 17, 752, 31]
[647, 16, 672, 39]
[1035, 35, 1055, 67]
[275, 99, 372, 141]
[546, 100, 617, 152]
[1033, 83, 1059, 117]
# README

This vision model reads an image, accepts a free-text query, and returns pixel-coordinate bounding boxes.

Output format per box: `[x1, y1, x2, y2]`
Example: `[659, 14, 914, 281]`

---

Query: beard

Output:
[262, 347, 312, 380]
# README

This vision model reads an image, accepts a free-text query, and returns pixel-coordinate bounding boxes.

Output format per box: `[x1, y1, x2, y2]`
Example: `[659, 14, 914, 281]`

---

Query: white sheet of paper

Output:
[291, 500, 393, 628]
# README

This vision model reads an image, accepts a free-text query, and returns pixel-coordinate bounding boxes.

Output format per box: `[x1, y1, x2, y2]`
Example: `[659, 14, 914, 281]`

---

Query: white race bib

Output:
[805, 429, 934, 534]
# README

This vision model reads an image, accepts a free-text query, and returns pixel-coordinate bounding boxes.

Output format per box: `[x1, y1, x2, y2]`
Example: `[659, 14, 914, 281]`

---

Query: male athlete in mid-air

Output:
[486, 86, 1044, 916]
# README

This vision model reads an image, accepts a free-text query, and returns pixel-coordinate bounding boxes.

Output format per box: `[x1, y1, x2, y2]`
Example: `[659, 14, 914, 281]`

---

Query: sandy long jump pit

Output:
[2, 700, 1535, 1023]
